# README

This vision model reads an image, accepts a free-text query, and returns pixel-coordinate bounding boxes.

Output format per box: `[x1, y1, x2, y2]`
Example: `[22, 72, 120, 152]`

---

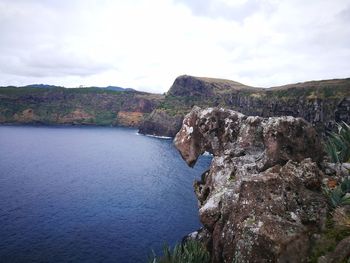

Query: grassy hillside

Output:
[0, 86, 164, 126]
[139, 75, 350, 136]
[1, 76, 349, 135]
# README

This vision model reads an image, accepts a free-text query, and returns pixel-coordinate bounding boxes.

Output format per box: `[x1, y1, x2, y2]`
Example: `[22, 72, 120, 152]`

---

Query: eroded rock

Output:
[175, 107, 328, 262]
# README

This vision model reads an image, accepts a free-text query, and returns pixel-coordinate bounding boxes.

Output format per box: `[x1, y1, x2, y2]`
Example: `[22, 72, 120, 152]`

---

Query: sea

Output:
[0, 126, 211, 263]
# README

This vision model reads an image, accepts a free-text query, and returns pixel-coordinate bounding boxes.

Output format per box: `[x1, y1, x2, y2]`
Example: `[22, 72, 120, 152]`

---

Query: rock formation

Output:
[175, 106, 329, 262]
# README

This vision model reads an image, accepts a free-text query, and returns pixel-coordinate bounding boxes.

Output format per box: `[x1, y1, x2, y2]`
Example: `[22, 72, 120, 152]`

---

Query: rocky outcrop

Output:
[138, 109, 183, 137]
[175, 107, 328, 262]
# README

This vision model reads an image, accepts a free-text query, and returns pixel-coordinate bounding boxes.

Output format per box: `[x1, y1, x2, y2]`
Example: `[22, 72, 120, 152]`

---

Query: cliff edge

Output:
[174, 106, 329, 262]
[139, 75, 350, 137]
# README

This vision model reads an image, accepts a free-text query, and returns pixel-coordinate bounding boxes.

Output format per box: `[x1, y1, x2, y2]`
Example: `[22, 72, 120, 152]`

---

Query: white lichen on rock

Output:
[174, 106, 327, 263]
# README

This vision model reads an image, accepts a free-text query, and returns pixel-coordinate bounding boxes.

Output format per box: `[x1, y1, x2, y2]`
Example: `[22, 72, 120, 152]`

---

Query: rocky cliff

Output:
[0, 87, 163, 126]
[1, 75, 349, 134]
[174, 107, 330, 262]
[137, 109, 183, 137]
[139, 75, 350, 137]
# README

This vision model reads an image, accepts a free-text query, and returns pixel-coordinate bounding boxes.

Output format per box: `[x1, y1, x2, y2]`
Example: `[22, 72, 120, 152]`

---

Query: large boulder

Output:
[175, 106, 328, 262]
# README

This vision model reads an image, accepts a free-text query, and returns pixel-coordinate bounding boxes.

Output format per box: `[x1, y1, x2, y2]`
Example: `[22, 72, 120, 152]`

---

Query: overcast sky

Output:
[0, 0, 349, 93]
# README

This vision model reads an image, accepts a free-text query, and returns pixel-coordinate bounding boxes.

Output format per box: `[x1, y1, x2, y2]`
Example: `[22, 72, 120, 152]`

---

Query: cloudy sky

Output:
[0, 0, 349, 93]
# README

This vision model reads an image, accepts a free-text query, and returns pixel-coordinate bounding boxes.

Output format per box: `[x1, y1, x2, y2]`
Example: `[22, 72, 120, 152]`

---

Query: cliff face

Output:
[1, 75, 349, 133]
[175, 107, 328, 262]
[139, 75, 350, 136]
[137, 109, 183, 137]
[0, 87, 163, 127]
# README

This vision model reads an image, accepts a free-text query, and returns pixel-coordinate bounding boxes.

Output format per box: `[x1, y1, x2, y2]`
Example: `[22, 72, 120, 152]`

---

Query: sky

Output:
[0, 0, 349, 93]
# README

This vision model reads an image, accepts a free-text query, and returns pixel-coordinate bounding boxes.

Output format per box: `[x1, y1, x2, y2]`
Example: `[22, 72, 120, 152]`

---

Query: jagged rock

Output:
[183, 227, 212, 249]
[175, 107, 328, 262]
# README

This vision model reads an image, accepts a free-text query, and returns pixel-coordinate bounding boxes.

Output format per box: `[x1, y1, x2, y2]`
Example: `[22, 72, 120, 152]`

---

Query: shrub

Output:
[323, 177, 350, 208]
[325, 122, 350, 163]
[148, 240, 210, 263]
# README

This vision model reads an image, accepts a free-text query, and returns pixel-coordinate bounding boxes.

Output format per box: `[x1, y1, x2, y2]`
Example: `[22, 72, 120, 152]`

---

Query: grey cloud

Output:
[0, 0, 110, 79]
[338, 4, 350, 22]
[0, 0, 349, 91]
[0, 47, 111, 78]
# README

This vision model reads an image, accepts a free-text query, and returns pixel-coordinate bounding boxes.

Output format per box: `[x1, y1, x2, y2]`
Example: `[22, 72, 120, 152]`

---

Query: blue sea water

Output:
[0, 126, 211, 263]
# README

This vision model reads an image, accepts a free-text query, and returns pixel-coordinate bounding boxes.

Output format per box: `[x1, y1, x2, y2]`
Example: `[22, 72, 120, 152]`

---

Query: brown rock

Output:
[174, 107, 328, 262]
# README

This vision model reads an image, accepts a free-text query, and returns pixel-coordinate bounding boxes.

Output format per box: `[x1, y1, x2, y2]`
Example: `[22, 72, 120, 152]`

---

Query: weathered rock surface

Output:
[175, 107, 328, 262]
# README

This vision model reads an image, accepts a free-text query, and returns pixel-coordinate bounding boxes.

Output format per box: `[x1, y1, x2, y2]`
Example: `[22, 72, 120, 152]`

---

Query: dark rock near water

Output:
[138, 109, 183, 137]
[175, 107, 328, 262]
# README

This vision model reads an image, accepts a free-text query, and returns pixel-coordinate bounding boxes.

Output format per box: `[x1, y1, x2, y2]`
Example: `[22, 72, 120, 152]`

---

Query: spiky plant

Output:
[332, 207, 350, 228]
[324, 177, 350, 208]
[325, 122, 350, 163]
[148, 240, 210, 263]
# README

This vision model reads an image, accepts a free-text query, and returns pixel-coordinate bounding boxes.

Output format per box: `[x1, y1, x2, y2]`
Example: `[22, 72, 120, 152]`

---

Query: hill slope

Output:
[0, 86, 163, 127]
[1, 75, 349, 134]
[139, 75, 350, 136]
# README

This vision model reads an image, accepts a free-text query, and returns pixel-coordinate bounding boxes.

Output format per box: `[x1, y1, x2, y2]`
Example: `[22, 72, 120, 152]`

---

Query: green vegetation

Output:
[324, 177, 350, 208]
[311, 177, 350, 261]
[148, 241, 210, 263]
[0, 86, 163, 126]
[310, 216, 350, 262]
[0, 76, 349, 130]
[325, 122, 350, 163]
[310, 125, 350, 262]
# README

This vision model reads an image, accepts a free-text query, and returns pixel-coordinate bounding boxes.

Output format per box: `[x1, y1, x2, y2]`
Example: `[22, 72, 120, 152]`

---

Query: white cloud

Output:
[0, 0, 349, 92]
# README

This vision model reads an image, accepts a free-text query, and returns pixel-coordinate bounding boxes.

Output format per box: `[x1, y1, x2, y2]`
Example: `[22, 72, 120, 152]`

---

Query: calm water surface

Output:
[0, 126, 211, 263]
